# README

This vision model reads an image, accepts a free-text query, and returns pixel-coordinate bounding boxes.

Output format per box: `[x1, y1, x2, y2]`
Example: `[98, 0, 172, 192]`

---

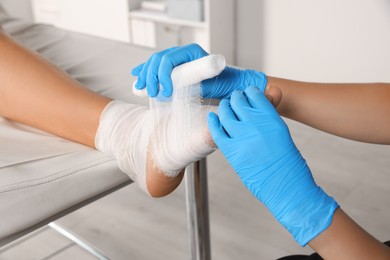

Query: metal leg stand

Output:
[48, 222, 109, 260]
[185, 158, 211, 260]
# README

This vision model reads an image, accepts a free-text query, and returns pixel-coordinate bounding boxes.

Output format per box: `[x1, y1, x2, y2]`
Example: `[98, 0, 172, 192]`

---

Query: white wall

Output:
[237, 0, 390, 83]
[235, 0, 265, 70]
[3, 0, 390, 83]
[0, 0, 33, 22]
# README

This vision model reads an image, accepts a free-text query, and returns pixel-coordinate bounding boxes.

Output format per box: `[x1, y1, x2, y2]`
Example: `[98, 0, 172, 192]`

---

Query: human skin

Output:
[0, 28, 183, 197]
[309, 208, 390, 260]
[264, 78, 390, 259]
[266, 76, 390, 144]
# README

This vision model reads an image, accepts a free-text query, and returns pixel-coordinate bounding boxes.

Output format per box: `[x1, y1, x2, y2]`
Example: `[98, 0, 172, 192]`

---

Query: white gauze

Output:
[95, 54, 225, 194]
[95, 101, 153, 194]
[144, 54, 226, 177]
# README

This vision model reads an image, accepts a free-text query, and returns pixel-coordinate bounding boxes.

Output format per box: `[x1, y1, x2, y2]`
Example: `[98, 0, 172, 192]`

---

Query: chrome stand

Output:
[185, 158, 211, 260]
[48, 158, 211, 260]
[48, 222, 109, 260]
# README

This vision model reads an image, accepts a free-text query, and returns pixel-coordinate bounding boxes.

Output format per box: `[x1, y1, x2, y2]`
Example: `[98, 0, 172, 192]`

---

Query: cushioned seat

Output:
[0, 5, 154, 246]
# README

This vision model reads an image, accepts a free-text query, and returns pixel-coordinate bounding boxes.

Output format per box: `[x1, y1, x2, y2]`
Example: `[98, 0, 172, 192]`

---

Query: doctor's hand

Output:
[208, 87, 339, 246]
[131, 43, 267, 99]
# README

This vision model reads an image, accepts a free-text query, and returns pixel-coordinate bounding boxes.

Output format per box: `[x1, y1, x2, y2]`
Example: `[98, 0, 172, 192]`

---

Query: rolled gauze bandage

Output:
[95, 101, 152, 194]
[96, 54, 226, 195]
[148, 54, 226, 177]
[132, 54, 226, 97]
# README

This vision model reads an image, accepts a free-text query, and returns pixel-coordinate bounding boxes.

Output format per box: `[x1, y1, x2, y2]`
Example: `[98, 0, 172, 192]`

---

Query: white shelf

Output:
[128, 0, 234, 64]
[129, 9, 206, 29]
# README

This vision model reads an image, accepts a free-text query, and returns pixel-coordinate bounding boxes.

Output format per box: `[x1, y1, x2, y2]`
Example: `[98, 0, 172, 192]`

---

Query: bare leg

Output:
[0, 32, 109, 147]
[0, 30, 190, 197]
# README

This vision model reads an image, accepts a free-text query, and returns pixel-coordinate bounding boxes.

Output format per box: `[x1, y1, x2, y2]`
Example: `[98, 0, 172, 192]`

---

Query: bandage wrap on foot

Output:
[95, 55, 226, 194]
[147, 54, 225, 177]
[95, 101, 152, 194]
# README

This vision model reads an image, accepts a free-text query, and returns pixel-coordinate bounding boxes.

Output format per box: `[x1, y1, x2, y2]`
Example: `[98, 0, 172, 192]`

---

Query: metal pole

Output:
[185, 158, 211, 260]
[48, 222, 109, 260]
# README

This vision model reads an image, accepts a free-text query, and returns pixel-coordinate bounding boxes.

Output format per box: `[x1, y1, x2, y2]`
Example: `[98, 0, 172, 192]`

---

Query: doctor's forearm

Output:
[266, 76, 390, 144]
[309, 208, 390, 260]
[0, 31, 111, 147]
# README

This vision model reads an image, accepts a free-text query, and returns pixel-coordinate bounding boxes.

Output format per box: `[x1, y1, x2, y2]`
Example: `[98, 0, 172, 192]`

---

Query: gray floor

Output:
[0, 119, 389, 259]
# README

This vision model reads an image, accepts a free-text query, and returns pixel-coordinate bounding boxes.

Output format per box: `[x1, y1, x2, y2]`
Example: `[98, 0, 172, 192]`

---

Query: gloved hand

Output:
[132, 43, 267, 99]
[208, 86, 339, 246]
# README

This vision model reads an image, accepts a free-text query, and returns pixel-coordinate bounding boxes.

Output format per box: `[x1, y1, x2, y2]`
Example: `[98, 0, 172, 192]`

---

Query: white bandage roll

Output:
[148, 54, 226, 177]
[132, 54, 226, 97]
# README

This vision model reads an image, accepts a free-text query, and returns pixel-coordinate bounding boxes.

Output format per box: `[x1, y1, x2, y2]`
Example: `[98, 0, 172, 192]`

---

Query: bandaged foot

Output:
[95, 55, 225, 197]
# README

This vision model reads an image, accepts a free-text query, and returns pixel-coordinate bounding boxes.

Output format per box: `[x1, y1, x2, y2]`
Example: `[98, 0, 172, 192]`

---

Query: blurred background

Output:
[0, 0, 389, 259]
[2, 0, 390, 81]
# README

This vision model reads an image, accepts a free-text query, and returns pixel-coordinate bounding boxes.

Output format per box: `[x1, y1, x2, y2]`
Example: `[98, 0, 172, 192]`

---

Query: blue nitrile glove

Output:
[208, 86, 339, 246]
[131, 43, 267, 99]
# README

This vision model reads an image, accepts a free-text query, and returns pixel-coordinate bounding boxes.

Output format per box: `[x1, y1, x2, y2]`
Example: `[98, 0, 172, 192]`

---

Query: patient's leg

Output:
[95, 100, 216, 197]
[0, 29, 215, 197]
[0, 26, 183, 197]
[0, 32, 109, 148]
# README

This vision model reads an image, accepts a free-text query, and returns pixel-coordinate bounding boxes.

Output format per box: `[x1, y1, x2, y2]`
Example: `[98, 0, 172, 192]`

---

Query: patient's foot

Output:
[145, 150, 185, 198]
[96, 55, 224, 197]
[95, 100, 216, 197]
[146, 105, 216, 197]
